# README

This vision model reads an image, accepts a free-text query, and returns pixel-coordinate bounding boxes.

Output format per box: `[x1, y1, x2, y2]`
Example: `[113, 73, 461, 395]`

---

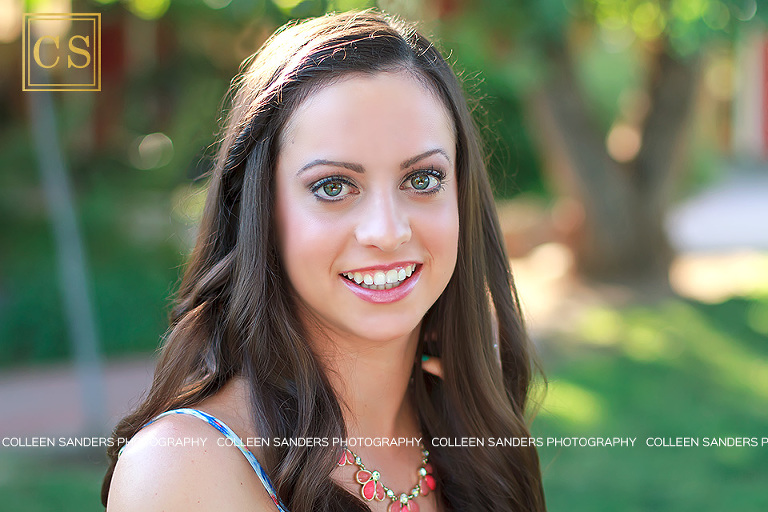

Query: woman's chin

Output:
[340, 318, 422, 346]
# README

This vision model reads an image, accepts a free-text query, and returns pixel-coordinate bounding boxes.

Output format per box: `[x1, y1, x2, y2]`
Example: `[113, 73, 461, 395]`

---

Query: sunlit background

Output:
[1, 0, 767, 510]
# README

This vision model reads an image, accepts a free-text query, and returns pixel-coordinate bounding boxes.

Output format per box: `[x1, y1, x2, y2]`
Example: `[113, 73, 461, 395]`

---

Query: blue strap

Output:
[119, 408, 289, 512]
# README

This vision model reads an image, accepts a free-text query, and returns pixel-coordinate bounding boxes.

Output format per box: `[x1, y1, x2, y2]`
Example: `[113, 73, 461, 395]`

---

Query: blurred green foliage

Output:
[1, 0, 764, 362]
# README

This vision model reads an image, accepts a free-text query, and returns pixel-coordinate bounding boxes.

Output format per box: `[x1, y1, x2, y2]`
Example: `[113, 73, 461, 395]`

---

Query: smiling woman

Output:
[277, 73, 458, 334]
[101, 9, 546, 512]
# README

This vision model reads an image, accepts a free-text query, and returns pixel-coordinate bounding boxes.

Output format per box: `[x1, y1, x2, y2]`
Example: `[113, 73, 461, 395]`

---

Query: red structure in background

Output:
[94, 16, 126, 149]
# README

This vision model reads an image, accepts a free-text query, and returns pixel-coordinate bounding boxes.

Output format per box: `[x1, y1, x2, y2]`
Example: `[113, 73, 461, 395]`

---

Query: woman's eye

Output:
[403, 169, 445, 193]
[411, 174, 431, 190]
[311, 177, 355, 201]
[323, 182, 343, 196]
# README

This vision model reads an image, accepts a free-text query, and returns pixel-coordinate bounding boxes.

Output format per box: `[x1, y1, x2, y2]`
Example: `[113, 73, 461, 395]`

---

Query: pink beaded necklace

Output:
[337, 444, 436, 512]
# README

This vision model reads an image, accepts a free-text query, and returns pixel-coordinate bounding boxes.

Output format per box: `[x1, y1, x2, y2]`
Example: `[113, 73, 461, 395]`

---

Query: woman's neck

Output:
[309, 324, 422, 440]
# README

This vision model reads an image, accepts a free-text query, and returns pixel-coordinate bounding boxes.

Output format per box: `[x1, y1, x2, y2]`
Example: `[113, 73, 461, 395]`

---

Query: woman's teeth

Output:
[341, 264, 417, 290]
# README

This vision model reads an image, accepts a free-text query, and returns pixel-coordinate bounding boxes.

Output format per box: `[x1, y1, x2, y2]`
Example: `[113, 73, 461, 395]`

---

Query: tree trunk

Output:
[527, 43, 700, 286]
[27, 88, 107, 435]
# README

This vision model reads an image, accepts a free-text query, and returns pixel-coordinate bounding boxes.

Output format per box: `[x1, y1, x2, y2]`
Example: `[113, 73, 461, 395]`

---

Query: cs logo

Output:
[23, 13, 101, 91]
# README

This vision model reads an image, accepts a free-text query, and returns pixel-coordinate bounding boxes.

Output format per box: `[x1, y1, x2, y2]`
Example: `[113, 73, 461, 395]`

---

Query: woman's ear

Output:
[421, 355, 443, 379]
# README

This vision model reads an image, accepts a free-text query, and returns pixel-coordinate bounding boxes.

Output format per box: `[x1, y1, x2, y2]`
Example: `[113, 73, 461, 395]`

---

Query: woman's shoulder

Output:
[107, 382, 279, 511]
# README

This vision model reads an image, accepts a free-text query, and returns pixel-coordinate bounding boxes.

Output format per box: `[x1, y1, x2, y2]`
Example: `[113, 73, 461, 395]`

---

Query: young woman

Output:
[102, 10, 546, 512]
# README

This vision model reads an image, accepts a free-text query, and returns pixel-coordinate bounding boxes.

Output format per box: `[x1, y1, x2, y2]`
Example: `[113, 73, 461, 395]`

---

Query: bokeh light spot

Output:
[606, 123, 642, 162]
[203, 0, 233, 8]
[127, 0, 171, 20]
[671, 0, 709, 21]
[732, 0, 757, 21]
[129, 132, 174, 170]
[631, 1, 666, 40]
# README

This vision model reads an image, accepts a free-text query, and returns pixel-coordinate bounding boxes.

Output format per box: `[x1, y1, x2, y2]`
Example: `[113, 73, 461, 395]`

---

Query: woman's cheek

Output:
[425, 197, 459, 272]
[281, 209, 345, 284]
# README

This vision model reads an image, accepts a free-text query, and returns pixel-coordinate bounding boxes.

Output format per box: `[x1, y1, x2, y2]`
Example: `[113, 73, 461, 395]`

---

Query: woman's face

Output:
[275, 72, 459, 345]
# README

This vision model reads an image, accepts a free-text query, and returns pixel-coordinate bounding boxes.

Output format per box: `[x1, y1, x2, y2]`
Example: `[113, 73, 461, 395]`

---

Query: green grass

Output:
[0, 452, 106, 512]
[532, 295, 768, 511]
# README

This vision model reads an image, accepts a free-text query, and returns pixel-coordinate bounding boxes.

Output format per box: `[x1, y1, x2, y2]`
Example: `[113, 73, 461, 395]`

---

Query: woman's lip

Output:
[340, 261, 420, 274]
[339, 264, 422, 304]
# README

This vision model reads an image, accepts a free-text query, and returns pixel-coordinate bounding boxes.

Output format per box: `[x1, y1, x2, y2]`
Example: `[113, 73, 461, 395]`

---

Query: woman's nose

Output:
[354, 191, 412, 251]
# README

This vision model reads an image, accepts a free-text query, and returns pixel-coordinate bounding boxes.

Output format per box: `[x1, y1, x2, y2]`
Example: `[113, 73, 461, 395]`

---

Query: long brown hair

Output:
[102, 10, 546, 511]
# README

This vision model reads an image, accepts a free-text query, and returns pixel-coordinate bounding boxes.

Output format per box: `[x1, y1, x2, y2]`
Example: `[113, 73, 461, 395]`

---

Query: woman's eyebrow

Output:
[296, 148, 451, 176]
[400, 148, 450, 169]
[297, 160, 364, 176]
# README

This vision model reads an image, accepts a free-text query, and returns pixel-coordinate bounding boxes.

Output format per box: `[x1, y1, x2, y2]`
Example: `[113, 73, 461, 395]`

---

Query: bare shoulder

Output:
[106, 412, 278, 512]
